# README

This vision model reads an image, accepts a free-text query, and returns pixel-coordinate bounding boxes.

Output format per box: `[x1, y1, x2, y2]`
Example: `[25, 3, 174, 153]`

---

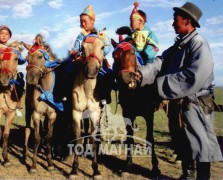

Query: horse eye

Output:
[15, 58, 18, 61]
[101, 46, 105, 50]
[38, 55, 43, 59]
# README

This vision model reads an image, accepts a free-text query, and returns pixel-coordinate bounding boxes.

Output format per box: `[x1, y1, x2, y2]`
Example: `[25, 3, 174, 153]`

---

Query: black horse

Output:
[111, 39, 161, 177]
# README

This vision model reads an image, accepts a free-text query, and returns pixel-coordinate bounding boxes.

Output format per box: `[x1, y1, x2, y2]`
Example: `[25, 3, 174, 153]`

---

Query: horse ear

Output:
[35, 34, 44, 48]
[21, 41, 31, 50]
[111, 38, 117, 48]
[8, 41, 23, 52]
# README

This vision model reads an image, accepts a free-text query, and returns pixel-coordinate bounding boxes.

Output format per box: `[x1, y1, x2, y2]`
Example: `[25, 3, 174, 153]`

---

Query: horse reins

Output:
[26, 63, 59, 79]
[26, 46, 61, 78]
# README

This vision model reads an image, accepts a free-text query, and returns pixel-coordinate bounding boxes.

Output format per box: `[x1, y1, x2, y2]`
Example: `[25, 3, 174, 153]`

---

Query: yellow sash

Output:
[131, 30, 149, 51]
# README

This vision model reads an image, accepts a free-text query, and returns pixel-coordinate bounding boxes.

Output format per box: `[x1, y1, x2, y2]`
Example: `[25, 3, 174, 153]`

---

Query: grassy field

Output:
[0, 87, 222, 179]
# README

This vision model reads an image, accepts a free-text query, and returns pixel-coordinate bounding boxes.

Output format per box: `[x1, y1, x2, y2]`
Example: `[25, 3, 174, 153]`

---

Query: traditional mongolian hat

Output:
[81, 5, 95, 20]
[130, 2, 146, 22]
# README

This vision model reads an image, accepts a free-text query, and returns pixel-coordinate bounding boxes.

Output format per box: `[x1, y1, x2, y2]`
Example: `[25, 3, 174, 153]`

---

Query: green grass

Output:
[107, 87, 223, 141]
[1, 87, 222, 138]
[213, 87, 223, 135]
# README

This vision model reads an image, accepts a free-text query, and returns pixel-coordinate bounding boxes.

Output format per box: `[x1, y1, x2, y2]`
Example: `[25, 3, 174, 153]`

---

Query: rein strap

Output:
[83, 53, 102, 66]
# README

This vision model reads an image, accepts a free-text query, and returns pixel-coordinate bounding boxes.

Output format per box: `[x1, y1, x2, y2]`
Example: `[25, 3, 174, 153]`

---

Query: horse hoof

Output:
[175, 160, 182, 165]
[3, 161, 11, 167]
[30, 168, 37, 174]
[68, 174, 78, 180]
[48, 166, 55, 172]
[20, 157, 26, 164]
[121, 171, 130, 178]
[151, 168, 161, 179]
[93, 174, 102, 180]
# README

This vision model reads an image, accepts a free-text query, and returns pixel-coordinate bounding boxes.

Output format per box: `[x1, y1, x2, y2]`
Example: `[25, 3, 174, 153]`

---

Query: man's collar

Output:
[175, 30, 198, 49]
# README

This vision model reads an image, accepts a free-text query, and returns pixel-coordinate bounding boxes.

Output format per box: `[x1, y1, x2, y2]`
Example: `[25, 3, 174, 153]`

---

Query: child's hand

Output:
[70, 50, 78, 57]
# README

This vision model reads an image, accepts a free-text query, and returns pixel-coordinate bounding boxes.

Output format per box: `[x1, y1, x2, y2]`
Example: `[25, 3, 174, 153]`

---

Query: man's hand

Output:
[127, 71, 142, 89]
[134, 70, 142, 83]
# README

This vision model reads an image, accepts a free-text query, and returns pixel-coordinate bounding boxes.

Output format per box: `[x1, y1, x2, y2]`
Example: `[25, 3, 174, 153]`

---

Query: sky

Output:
[1, 0, 223, 86]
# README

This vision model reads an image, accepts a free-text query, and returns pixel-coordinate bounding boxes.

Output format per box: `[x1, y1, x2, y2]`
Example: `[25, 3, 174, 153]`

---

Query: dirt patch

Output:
[0, 126, 222, 179]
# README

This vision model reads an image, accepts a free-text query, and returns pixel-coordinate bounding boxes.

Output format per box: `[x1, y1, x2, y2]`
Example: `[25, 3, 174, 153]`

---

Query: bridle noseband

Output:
[83, 53, 102, 66]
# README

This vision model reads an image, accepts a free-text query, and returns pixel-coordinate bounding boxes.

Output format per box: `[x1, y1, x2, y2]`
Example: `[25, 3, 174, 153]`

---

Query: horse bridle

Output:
[114, 42, 138, 75]
[26, 47, 52, 78]
[81, 36, 104, 67]
[83, 53, 102, 66]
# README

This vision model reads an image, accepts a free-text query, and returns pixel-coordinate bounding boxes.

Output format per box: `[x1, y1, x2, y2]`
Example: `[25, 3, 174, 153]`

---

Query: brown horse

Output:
[69, 34, 104, 179]
[22, 34, 60, 173]
[111, 39, 161, 178]
[0, 41, 24, 166]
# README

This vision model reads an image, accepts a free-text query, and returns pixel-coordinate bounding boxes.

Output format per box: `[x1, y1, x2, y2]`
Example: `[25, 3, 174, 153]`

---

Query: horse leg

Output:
[122, 116, 135, 175]
[90, 114, 102, 179]
[83, 118, 90, 152]
[30, 112, 41, 173]
[2, 112, 14, 167]
[22, 103, 32, 163]
[45, 113, 56, 171]
[69, 110, 82, 178]
[145, 112, 160, 177]
[0, 113, 2, 140]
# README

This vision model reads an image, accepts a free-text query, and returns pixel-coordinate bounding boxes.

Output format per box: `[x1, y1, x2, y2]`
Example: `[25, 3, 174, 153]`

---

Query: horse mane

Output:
[35, 34, 57, 61]
[43, 42, 57, 61]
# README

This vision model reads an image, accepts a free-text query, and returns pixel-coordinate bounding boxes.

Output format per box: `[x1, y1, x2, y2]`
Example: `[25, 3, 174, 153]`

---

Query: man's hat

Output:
[0, 25, 12, 37]
[173, 2, 202, 28]
[130, 2, 146, 22]
[81, 5, 95, 20]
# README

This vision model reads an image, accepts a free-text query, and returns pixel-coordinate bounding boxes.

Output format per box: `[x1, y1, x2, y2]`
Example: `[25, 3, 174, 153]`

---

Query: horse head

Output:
[0, 42, 23, 87]
[23, 34, 56, 86]
[112, 39, 138, 89]
[81, 34, 104, 79]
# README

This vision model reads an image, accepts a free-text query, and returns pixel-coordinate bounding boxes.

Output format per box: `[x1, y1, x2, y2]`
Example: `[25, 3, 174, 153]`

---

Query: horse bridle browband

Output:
[115, 42, 138, 75]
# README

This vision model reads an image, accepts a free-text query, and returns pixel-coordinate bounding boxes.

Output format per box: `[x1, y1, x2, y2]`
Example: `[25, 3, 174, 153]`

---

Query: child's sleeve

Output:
[70, 33, 84, 52]
[143, 31, 159, 63]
